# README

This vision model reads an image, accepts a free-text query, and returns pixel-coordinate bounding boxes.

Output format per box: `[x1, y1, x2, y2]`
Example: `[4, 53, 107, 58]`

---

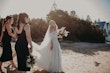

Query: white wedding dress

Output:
[32, 21, 63, 73]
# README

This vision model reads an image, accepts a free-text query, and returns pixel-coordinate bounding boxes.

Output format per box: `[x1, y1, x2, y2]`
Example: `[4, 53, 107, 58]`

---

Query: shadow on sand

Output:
[61, 41, 110, 56]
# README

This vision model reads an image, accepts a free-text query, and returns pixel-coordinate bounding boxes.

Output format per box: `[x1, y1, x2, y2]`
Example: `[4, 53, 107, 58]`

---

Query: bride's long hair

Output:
[41, 20, 58, 46]
[32, 20, 58, 51]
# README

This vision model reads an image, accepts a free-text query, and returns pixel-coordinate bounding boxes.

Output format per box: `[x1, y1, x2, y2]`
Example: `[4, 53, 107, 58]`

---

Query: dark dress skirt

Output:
[15, 29, 30, 71]
[0, 29, 13, 62]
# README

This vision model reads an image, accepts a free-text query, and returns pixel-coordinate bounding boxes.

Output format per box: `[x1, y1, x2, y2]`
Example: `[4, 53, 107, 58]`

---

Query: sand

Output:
[0, 41, 110, 73]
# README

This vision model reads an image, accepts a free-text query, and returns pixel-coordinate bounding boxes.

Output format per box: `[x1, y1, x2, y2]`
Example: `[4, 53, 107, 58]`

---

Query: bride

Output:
[32, 20, 63, 73]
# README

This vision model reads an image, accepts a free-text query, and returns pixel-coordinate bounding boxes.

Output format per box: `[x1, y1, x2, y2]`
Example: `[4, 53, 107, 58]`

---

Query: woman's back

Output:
[2, 27, 11, 43]
[17, 29, 28, 46]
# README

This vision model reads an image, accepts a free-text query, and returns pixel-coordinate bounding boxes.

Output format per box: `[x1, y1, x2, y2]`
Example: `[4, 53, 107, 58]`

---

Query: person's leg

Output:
[0, 62, 3, 72]
[18, 71, 22, 73]
[10, 60, 16, 68]
[0, 62, 3, 69]
[13, 53, 16, 58]
[21, 71, 26, 73]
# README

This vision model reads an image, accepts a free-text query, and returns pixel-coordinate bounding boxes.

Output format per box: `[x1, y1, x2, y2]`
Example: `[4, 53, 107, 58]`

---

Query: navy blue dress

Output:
[0, 28, 13, 62]
[15, 26, 30, 71]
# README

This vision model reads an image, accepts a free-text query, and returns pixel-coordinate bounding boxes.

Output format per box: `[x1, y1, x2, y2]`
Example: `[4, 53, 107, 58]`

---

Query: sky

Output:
[0, 0, 110, 22]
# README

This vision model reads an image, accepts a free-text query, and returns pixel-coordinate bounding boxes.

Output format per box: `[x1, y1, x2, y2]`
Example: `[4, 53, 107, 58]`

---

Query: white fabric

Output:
[32, 21, 63, 73]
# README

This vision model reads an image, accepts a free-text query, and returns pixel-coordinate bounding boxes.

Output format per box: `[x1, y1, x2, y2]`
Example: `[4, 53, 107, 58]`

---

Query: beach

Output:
[0, 41, 110, 73]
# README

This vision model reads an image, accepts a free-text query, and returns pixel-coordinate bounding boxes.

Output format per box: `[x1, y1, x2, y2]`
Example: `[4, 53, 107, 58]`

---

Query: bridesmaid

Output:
[0, 16, 17, 72]
[15, 13, 33, 73]
[0, 19, 4, 36]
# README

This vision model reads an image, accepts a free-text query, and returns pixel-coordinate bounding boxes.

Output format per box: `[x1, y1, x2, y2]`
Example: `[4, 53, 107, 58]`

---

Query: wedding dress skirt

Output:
[32, 32, 63, 73]
[32, 21, 63, 73]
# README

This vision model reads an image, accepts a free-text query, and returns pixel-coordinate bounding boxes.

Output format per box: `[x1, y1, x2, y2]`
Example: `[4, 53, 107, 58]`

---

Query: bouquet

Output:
[57, 27, 69, 39]
[26, 54, 35, 67]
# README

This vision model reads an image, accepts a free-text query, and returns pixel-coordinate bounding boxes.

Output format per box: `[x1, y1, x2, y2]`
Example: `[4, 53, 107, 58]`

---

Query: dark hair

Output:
[0, 18, 4, 22]
[0, 18, 3, 23]
[0, 18, 5, 35]
[18, 13, 29, 29]
[5, 16, 13, 23]
[0, 18, 5, 25]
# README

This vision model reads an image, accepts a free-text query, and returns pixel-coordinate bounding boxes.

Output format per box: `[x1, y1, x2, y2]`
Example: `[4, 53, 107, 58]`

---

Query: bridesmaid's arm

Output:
[15, 27, 19, 34]
[24, 24, 33, 53]
[0, 32, 3, 43]
[15, 26, 23, 34]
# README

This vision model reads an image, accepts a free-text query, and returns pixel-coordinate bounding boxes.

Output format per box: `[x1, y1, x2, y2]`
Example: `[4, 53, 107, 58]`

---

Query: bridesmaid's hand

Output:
[28, 44, 33, 53]
[29, 48, 33, 53]
[15, 27, 18, 33]
[13, 34, 17, 39]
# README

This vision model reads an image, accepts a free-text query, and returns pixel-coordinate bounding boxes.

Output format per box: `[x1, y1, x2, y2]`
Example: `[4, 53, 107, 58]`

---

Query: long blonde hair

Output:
[49, 20, 58, 32]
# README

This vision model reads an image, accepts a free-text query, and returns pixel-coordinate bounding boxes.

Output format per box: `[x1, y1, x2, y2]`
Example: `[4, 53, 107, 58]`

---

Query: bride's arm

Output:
[50, 26, 53, 50]
[50, 40, 53, 50]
